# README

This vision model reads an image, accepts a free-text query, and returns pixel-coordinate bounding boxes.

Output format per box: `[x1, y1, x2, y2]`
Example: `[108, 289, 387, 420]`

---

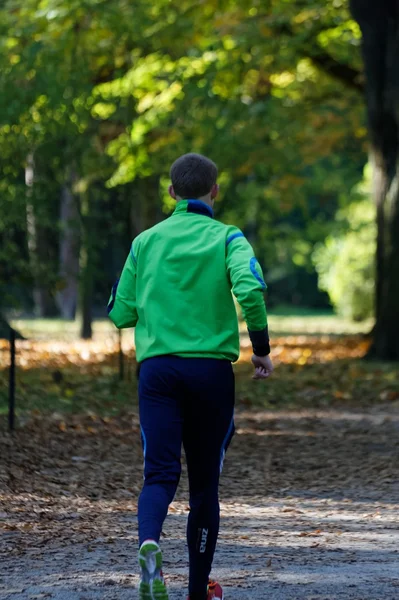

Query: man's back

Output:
[134, 200, 239, 362]
[108, 198, 269, 363]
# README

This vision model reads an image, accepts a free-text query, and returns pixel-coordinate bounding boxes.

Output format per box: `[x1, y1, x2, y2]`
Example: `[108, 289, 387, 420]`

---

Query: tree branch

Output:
[252, 17, 365, 93]
[308, 48, 364, 93]
[281, 22, 365, 93]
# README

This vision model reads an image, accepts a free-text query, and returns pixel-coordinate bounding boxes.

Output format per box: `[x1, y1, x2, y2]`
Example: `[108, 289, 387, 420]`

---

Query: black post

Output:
[9, 327, 16, 432]
[118, 328, 124, 381]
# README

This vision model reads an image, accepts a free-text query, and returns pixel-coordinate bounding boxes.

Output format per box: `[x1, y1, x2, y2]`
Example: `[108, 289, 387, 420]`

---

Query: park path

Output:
[1, 406, 399, 600]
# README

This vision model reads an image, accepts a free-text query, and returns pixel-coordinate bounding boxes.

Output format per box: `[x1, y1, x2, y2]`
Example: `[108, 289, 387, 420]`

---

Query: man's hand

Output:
[252, 354, 274, 380]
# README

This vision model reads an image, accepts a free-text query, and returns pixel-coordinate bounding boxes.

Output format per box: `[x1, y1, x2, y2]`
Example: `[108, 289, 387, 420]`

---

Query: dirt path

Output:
[1, 406, 399, 600]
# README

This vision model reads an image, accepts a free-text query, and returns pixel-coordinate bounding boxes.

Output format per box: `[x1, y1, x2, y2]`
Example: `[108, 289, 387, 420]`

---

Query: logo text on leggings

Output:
[199, 528, 208, 553]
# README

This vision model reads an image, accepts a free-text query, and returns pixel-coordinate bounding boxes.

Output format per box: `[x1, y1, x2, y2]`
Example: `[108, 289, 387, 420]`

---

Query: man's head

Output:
[169, 153, 219, 206]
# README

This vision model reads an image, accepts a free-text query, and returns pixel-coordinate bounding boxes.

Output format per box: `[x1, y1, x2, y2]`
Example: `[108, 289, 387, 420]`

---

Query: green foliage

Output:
[0, 0, 369, 314]
[313, 176, 375, 321]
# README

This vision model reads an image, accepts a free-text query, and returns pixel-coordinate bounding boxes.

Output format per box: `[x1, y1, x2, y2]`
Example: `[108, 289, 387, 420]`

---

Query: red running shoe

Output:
[187, 579, 224, 600]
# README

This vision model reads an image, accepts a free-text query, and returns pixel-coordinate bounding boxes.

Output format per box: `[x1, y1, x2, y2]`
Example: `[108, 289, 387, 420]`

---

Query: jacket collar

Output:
[173, 199, 214, 218]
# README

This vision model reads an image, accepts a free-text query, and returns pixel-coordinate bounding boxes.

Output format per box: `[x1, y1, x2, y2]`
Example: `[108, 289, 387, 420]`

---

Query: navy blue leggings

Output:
[138, 355, 235, 599]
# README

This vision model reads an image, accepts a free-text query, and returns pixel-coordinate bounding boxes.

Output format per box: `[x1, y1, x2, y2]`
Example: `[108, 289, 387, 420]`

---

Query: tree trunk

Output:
[79, 193, 94, 340]
[80, 244, 93, 339]
[245, 193, 259, 247]
[25, 153, 56, 317]
[130, 176, 162, 238]
[56, 169, 80, 319]
[350, 0, 399, 360]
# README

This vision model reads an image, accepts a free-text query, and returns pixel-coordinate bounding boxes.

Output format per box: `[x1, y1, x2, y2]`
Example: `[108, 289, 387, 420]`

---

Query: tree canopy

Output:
[0, 0, 369, 329]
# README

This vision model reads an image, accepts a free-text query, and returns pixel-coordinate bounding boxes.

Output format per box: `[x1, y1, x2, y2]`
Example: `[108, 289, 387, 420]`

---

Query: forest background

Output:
[0, 0, 382, 343]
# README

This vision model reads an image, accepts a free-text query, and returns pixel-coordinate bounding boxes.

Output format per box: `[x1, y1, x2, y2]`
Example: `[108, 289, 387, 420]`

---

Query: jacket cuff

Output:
[248, 327, 271, 356]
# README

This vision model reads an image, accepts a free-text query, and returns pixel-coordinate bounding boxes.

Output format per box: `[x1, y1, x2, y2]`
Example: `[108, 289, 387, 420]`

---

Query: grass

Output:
[1, 309, 389, 421]
[10, 317, 118, 340]
[268, 312, 373, 337]
[10, 308, 374, 340]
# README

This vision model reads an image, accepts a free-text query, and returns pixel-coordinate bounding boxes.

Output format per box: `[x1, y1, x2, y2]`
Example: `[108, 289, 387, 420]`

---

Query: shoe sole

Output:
[138, 542, 169, 600]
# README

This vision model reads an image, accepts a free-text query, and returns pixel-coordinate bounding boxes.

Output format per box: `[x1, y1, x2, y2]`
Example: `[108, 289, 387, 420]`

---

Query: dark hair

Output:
[170, 153, 218, 199]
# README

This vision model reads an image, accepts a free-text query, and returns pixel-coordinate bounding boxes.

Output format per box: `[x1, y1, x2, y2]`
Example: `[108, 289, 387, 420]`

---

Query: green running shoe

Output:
[138, 540, 169, 600]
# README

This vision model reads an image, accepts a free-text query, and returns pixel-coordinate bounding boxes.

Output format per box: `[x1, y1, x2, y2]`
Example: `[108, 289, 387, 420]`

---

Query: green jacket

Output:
[108, 199, 269, 363]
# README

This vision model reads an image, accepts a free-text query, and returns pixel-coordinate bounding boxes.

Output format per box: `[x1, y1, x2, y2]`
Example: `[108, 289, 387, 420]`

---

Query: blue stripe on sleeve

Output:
[250, 257, 267, 289]
[107, 278, 120, 315]
[130, 245, 137, 264]
[226, 232, 245, 246]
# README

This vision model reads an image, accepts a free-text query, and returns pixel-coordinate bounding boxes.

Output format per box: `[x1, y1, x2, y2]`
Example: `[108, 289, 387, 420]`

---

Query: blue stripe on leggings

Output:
[140, 426, 147, 457]
[141, 426, 147, 479]
[220, 417, 234, 472]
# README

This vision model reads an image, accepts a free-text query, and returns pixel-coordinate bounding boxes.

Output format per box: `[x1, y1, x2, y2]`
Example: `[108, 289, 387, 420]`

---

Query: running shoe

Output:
[138, 540, 168, 600]
[187, 579, 224, 600]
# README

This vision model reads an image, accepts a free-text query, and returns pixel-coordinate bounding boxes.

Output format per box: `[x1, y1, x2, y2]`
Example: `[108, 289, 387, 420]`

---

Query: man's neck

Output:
[174, 198, 214, 218]
[177, 196, 212, 207]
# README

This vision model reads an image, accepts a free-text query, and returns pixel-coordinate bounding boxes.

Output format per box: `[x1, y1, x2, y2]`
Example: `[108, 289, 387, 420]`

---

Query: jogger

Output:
[108, 153, 273, 599]
[138, 356, 235, 598]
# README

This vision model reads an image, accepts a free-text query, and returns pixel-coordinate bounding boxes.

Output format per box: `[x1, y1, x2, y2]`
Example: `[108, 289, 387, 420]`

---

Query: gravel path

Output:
[1, 406, 399, 600]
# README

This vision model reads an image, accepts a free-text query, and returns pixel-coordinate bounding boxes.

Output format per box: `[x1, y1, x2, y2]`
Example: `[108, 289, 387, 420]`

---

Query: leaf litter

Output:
[0, 333, 399, 598]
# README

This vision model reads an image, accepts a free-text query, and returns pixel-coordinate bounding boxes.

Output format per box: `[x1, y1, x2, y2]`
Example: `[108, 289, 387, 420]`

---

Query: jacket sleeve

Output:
[225, 228, 270, 356]
[107, 244, 138, 329]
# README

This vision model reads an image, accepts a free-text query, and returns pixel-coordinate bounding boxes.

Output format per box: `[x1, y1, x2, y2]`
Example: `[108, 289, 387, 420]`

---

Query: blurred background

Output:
[0, 0, 375, 342]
